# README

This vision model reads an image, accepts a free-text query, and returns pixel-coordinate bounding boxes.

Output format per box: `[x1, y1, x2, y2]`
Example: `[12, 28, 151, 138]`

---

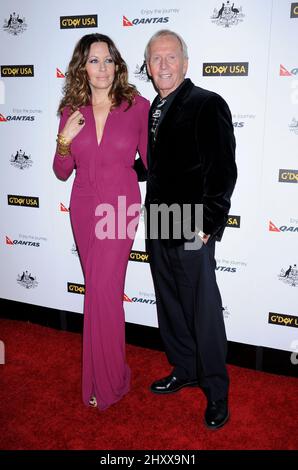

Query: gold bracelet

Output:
[56, 133, 72, 157]
[57, 142, 71, 149]
[57, 133, 72, 146]
[56, 143, 71, 157]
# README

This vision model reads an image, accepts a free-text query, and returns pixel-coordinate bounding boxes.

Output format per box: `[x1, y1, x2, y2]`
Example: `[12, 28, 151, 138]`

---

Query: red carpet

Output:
[0, 319, 297, 450]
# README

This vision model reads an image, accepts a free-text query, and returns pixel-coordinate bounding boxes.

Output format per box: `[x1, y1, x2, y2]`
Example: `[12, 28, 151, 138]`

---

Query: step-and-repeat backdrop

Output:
[1, 0, 297, 353]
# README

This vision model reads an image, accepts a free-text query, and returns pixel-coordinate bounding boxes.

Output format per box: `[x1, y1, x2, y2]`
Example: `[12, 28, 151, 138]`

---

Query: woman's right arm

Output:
[53, 108, 76, 181]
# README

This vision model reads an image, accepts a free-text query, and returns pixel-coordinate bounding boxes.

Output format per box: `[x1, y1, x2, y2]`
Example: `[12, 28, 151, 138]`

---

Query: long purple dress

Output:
[53, 95, 149, 410]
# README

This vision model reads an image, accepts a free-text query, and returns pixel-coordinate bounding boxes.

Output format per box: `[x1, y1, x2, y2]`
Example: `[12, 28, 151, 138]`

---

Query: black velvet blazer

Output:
[145, 79, 237, 241]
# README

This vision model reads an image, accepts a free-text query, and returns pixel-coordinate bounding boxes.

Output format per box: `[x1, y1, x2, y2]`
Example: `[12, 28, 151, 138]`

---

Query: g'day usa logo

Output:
[1, 65, 34, 77]
[226, 215, 241, 228]
[129, 250, 149, 263]
[8, 195, 39, 208]
[203, 62, 248, 76]
[3, 12, 27, 35]
[67, 282, 85, 294]
[268, 312, 298, 328]
[290, 3, 298, 18]
[60, 14, 97, 29]
[278, 169, 298, 184]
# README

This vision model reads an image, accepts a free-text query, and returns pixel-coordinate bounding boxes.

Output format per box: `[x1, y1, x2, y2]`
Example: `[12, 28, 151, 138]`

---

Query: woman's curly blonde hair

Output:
[58, 33, 138, 113]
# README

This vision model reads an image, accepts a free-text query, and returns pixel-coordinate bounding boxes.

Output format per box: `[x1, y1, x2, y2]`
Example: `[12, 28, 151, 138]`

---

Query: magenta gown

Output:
[53, 95, 149, 410]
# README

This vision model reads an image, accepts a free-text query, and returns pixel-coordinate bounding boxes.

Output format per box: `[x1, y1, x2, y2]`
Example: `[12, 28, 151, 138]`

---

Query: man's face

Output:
[147, 35, 188, 98]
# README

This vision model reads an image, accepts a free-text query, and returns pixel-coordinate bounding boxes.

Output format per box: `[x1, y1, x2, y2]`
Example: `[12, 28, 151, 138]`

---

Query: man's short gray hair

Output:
[145, 29, 188, 61]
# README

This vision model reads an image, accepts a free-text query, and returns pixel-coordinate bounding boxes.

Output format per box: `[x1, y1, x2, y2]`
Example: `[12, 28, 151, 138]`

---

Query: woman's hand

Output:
[60, 110, 85, 142]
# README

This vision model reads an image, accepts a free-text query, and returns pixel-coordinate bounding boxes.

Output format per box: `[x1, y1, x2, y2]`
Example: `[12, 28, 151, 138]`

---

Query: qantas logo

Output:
[269, 220, 298, 233]
[0, 112, 34, 121]
[122, 14, 169, 26]
[123, 293, 132, 302]
[269, 220, 280, 232]
[123, 293, 156, 304]
[60, 203, 69, 212]
[123, 15, 133, 26]
[216, 266, 237, 273]
[6, 235, 40, 247]
[280, 64, 298, 76]
[56, 68, 65, 78]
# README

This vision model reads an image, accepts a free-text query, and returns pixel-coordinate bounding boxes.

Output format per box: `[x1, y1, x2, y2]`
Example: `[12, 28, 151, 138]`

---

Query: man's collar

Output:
[157, 78, 188, 101]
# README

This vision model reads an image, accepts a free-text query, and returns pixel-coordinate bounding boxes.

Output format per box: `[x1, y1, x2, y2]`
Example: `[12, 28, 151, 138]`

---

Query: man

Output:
[144, 30, 237, 429]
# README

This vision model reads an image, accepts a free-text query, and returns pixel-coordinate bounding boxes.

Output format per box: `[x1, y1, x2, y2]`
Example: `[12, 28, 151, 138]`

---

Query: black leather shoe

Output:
[204, 397, 229, 430]
[150, 374, 198, 394]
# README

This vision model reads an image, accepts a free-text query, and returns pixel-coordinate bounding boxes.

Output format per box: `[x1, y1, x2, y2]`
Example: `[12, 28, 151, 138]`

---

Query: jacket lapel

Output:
[153, 79, 194, 148]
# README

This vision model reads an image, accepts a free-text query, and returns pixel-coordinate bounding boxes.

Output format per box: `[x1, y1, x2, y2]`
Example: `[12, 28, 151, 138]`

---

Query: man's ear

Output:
[183, 58, 189, 76]
[146, 61, 151, 78]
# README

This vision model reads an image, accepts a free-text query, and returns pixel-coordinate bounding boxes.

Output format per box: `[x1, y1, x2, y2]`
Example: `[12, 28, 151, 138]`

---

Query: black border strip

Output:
[0, 450, 297, 463]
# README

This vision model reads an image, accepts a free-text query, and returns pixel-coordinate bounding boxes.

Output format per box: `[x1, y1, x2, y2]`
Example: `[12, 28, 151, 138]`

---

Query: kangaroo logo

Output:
[3, 12, 27, 35]
[134, 60, 150, 82]
[10, 149, 32, 169]
[17, 270, 38, 289]
[211, 1, 244, 28]
[278, 264, 298, 287]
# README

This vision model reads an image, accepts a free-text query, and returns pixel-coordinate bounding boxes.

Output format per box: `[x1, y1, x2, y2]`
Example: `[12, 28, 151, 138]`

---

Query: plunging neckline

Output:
[91, 105, 112, 148]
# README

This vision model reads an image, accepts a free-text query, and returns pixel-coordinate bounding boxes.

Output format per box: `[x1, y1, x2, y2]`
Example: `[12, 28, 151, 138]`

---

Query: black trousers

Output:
[147, 237, 229, 401]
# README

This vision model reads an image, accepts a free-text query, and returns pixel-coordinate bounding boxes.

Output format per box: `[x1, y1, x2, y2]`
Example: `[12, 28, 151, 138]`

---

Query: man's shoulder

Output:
[190, 84, 223, 103]
[187, 84, 231, 114]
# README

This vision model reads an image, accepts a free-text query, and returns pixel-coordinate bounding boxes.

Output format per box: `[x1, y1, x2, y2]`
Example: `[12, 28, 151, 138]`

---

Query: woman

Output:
[53, 33, 149, 410]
